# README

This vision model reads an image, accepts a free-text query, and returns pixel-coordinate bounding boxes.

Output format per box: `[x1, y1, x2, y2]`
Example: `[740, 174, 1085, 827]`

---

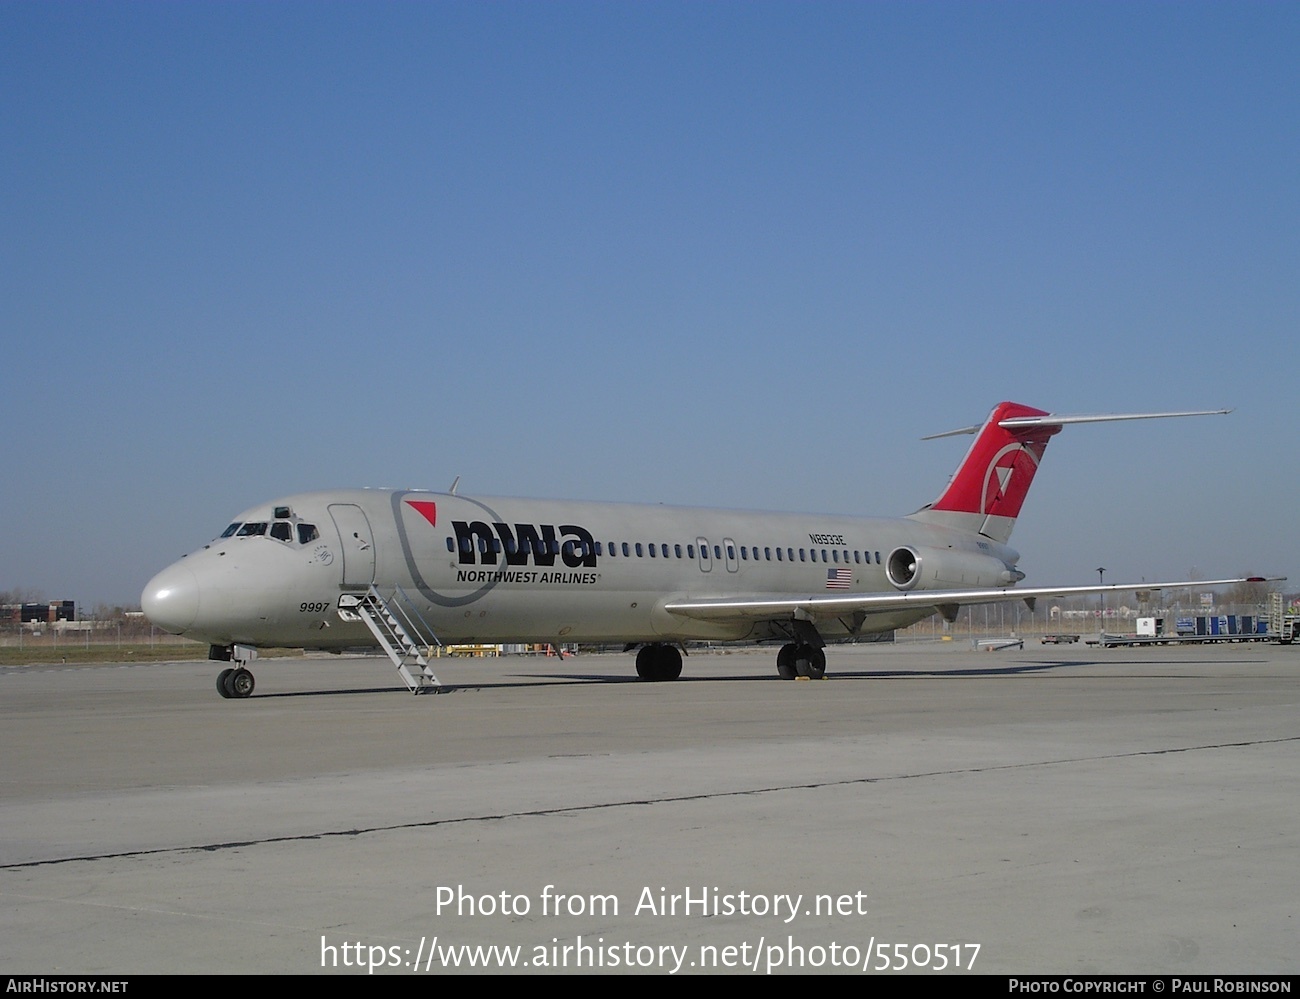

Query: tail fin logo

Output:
[980, 442, 1043, 518]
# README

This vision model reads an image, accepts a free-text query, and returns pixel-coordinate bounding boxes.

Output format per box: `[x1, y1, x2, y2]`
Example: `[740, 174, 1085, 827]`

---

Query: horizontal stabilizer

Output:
[922, 407, 1231, 440]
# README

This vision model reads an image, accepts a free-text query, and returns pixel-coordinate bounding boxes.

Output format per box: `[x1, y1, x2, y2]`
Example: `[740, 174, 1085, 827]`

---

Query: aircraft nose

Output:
[141, 563, 200, 634]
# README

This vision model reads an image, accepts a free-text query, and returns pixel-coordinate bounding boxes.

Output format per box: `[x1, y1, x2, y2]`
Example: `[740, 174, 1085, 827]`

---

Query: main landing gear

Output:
[212, 644, 257, 699]
[635, 643, 683, 681]
[776, 643, 826, 680]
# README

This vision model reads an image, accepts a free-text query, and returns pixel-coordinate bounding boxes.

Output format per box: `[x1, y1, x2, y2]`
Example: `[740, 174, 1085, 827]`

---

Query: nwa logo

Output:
[453, 521, 598, 569]
[981, 442, 1043, 517]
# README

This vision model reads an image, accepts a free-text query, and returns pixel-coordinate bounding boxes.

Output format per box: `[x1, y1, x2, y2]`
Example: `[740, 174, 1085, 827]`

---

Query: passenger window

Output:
[622, 542, 630, 557]
[687, 544, 695, 559]
[648, 544, 656, 558]
[776, 548, 783, 561]
[832, 550, 839, 563]
[714, 546, 721, 560]
[446, 537, 455, 553]
[675, 544, 683, 558]
[270, 521, 293, 542]
[799, 549, 806, 562]
[636, 543, 643, 557]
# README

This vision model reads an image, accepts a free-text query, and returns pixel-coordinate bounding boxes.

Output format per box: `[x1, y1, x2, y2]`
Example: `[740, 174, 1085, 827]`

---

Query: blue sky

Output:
[2, 1, 1296, 607]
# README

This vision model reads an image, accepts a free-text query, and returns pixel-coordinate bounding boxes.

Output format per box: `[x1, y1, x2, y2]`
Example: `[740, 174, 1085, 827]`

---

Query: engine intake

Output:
[887, 546, 923, 590]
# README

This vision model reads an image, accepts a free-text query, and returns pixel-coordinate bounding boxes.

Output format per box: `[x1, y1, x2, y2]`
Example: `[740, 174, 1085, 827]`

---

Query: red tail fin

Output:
[908, 402, 1230, 543]
[910, 402, 1063, 543]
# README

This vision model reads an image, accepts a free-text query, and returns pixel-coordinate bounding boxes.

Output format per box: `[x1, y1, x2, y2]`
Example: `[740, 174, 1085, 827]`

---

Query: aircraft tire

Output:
[776, 644, 798, 680]
[796, 646, 827, 680]
[635, 644, 682, 681]
[216, 668, 235, 698]
[228, 668, 255, 698]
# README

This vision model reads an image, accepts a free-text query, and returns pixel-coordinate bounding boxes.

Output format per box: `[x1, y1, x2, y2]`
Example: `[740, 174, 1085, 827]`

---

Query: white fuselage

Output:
[141, 487, 1021, 650]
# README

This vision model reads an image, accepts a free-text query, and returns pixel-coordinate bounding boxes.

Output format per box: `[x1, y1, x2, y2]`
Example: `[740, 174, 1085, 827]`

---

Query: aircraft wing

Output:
[661, 577, 1280, 624]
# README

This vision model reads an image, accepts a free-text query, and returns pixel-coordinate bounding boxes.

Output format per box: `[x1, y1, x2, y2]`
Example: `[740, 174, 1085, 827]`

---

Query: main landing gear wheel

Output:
[221, 667, 256, 699]
[797, 645, 826, 679]
[635, 644, 683, 681]
[776, 643, 826, 680]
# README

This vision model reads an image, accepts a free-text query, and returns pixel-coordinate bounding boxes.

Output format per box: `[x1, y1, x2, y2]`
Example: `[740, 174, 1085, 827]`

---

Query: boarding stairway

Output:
[338, 585, 443, 693]
[1269, 592, 1297, 645]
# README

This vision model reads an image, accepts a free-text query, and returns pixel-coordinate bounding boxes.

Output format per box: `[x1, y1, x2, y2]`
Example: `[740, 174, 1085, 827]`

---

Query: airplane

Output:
[140, 401, 1277, 698]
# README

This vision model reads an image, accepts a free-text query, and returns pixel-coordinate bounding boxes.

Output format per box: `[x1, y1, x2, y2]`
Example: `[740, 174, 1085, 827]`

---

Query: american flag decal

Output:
[826, 568, 852, 589]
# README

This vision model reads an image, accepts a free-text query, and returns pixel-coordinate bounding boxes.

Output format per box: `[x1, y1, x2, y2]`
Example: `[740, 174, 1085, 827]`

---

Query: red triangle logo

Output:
[406, 500, 437, 526]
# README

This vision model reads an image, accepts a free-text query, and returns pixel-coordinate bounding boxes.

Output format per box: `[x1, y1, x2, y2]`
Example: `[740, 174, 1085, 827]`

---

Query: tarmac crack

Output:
[4, 734, 1295, 871]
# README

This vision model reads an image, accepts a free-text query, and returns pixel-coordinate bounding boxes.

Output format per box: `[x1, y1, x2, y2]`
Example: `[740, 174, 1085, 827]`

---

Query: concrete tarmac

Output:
[1, 642, 1296, 975]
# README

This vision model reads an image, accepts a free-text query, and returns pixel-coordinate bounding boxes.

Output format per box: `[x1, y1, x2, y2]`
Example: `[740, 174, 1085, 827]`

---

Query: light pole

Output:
[1097, 567, 1106, 640]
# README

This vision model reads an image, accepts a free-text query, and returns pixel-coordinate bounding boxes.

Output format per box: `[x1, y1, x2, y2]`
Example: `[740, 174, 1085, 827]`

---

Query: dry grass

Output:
[0, 643, 307, 666]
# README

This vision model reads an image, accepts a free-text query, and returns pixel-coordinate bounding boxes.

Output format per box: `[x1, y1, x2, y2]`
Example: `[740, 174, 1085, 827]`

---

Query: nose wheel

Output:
[216, 667, 256, 698]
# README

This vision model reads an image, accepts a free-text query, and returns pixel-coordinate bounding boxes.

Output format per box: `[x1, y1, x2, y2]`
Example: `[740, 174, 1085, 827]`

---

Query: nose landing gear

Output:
[212, 644, 258, 699]
[216, 667, 256, 698]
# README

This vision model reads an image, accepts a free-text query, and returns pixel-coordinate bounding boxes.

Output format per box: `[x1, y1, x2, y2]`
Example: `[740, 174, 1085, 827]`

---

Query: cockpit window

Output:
[236, 522, 268, 537]
[297, 523, 319, 544]
[270, 521, 293, 542]
[220, 523, 241, 538]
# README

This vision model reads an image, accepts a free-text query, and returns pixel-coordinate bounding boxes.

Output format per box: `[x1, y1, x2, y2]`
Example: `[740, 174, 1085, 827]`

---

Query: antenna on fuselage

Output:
[449, 475, 460, 495]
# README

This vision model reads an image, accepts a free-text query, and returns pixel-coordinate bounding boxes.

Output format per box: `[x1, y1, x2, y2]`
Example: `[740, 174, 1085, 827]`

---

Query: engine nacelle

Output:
[886, 545, 1022, 591]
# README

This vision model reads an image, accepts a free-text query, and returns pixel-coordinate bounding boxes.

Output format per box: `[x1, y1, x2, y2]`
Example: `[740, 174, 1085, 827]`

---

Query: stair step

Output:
[347, 585, 443, 693]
